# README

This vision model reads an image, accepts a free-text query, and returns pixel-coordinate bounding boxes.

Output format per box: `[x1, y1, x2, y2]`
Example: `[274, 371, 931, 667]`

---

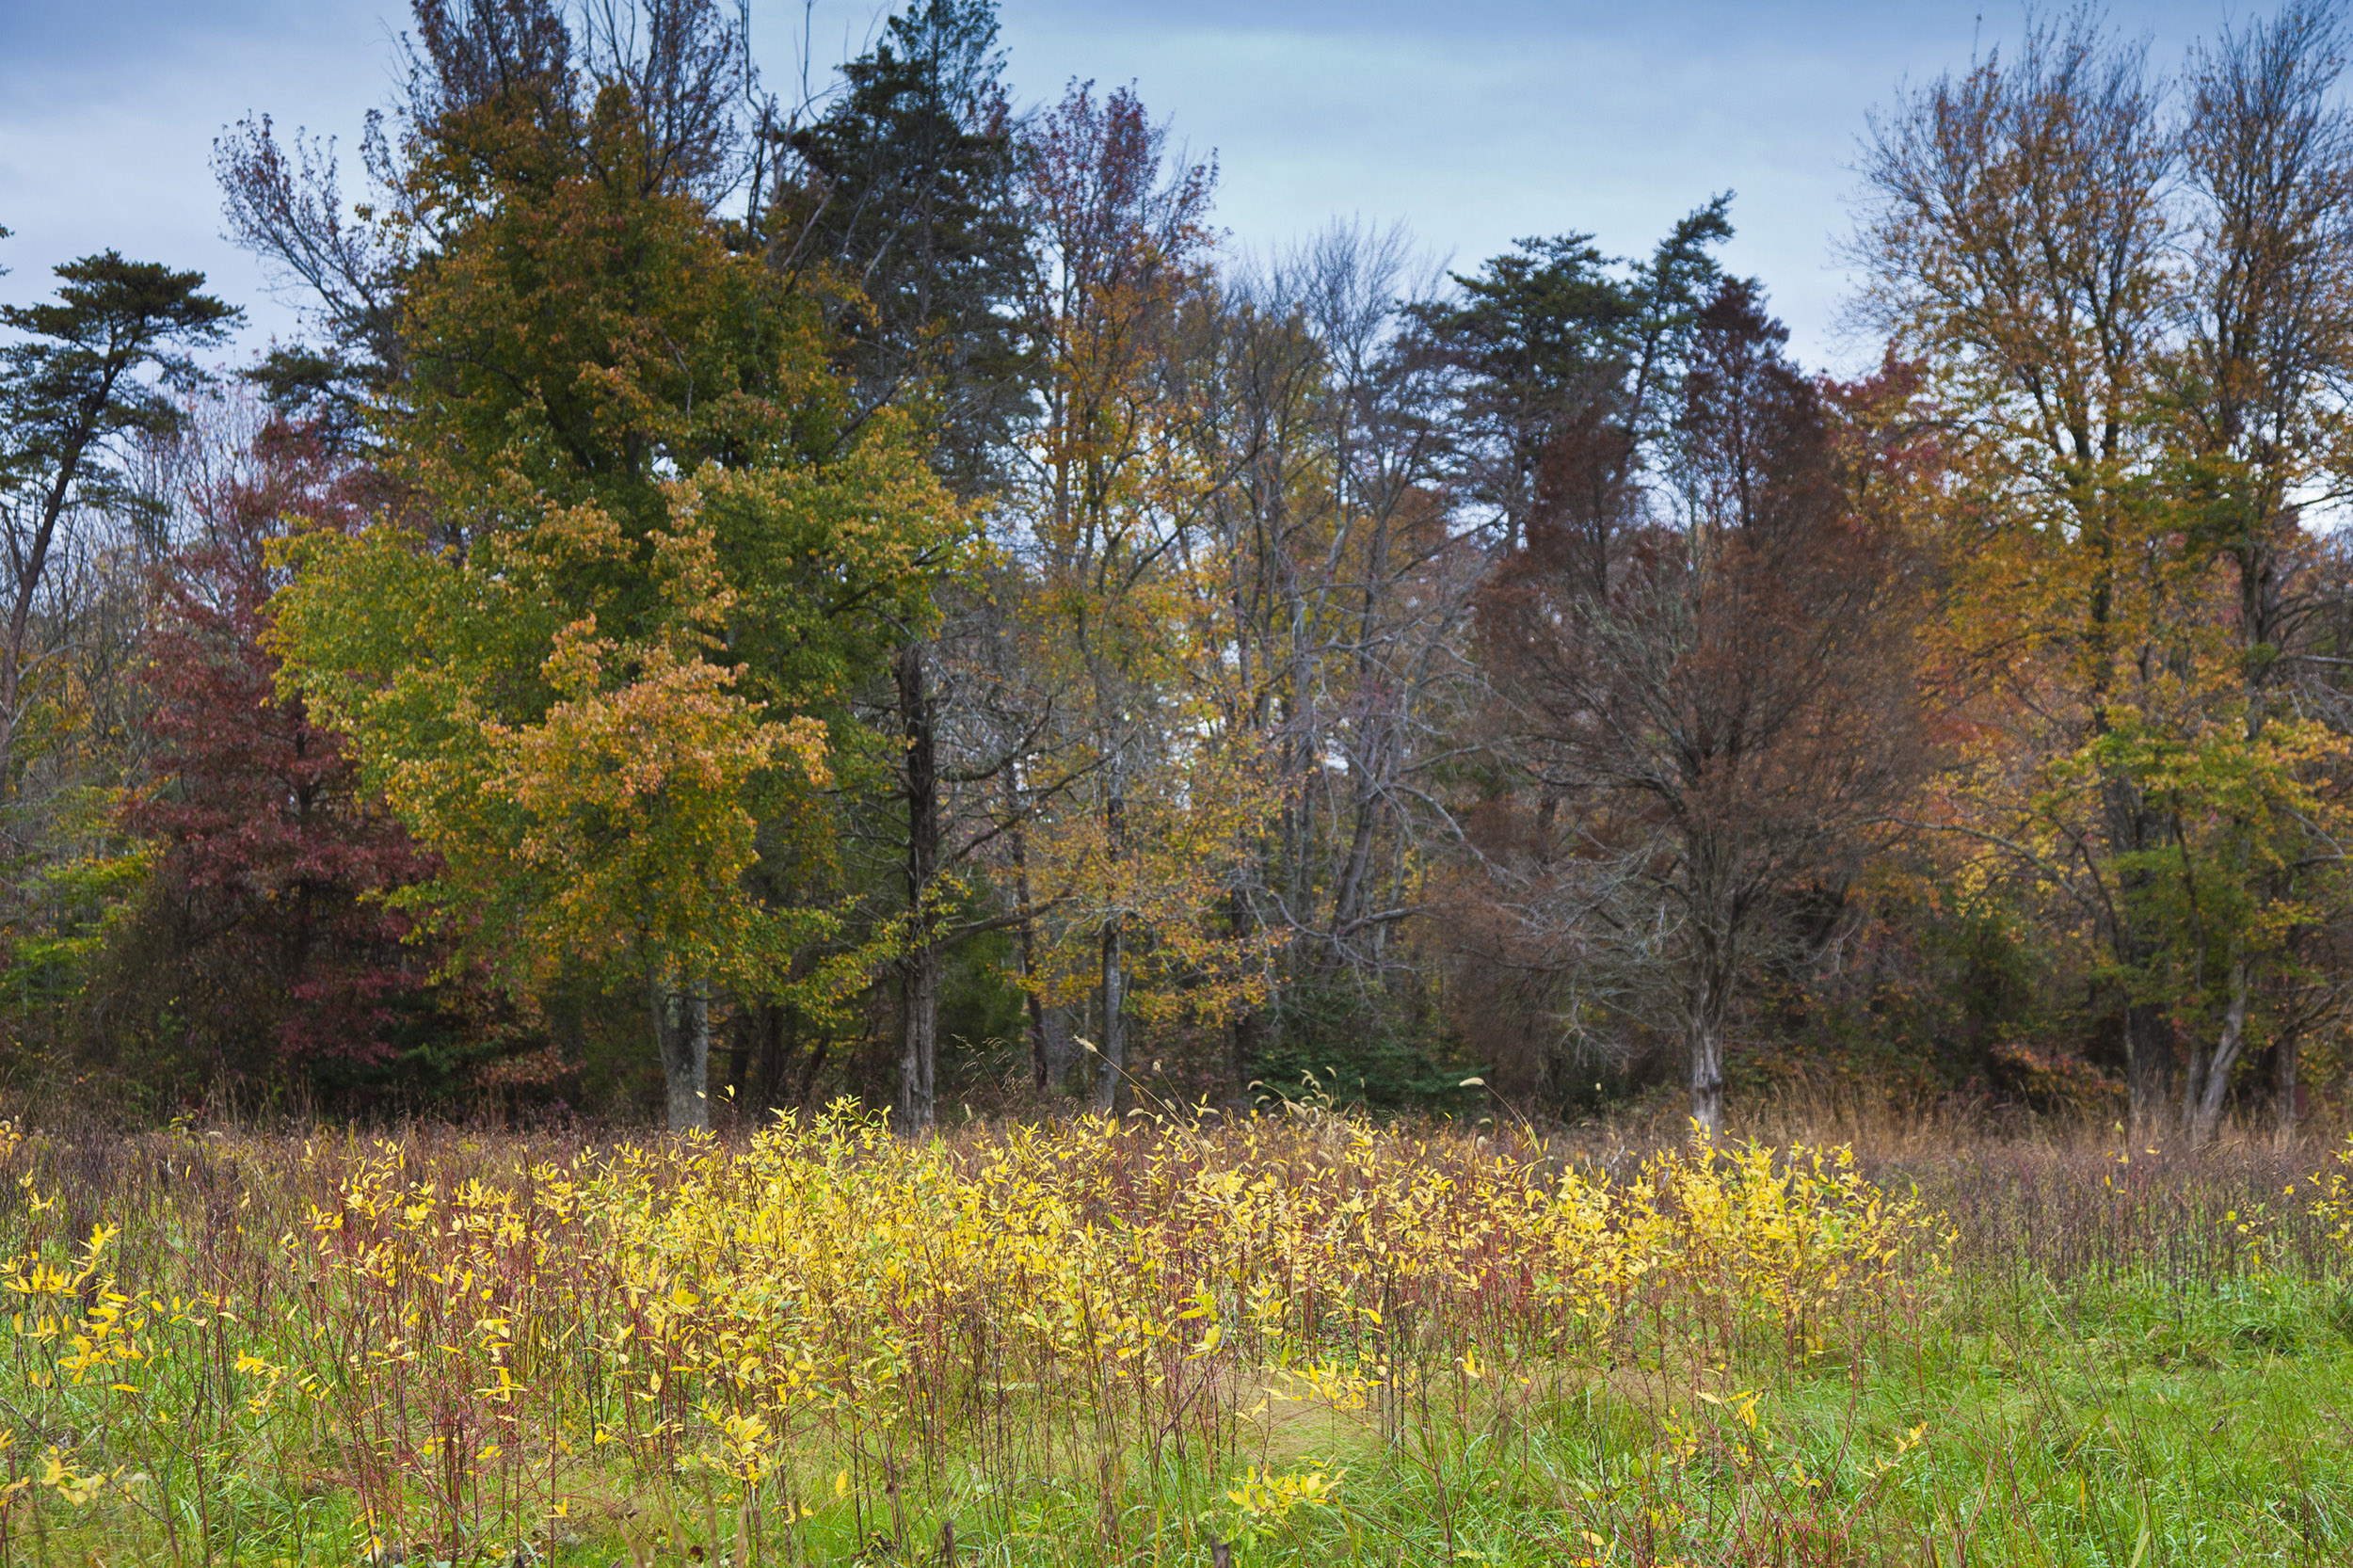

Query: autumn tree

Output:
[1858, 5, 2353, 1141]
[1421, 203, 1747, 1111]
[108, 408, 446, 1086]
[994, 82, 1288, 1112]
[263, 0, 959, 1130]
[1479, 283, 1923, 1137]
[1153, 222, 1481, 1098]
[2160, 3, 2353, 1144]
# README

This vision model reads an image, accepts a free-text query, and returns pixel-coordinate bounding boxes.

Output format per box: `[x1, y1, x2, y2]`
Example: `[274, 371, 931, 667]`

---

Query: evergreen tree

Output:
[0, 253, 238, 791]
[1411, 200, 1730, 552]
[774, 0, 1032, 493]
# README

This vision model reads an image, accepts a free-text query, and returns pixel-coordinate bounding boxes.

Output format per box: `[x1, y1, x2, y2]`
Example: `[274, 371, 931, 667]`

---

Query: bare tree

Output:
[1480, 283, 1922, 1137]
[1164, 220, 1481, 1094]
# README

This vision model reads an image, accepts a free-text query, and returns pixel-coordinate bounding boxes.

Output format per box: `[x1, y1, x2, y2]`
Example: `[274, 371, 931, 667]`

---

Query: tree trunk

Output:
[900, 943, 938, 1135]
[2180, 1020, 2210, 1145]
[1096, 913, 1125, 1114]
[1228, 888, 1263, 1101]
[1094, 741, 1128, 1114]
[752, 1001, 791, 1117]
[2104, 780, 2176, 1141]
[1231, 1008, 1264, 1105]
[1324, 765, 1382, 979]
[2277, 1026, 2300, 1145]
[794, 1024, 832, 1111]
[2125, 998, 2173, 1143]
[1042, 1005, 1078, 1093]
[2189, 958, 2249, 1150]
[651, 976, 710, 1133]
[726, 1005, 755, 1119]
[1687, 962, 1727, 1142]
[1680, 852, 1737, 1141]
[1003, 760, 1053, 1091]
[897, 643, 941, 1136]
[1685, 941, 1741, 1134]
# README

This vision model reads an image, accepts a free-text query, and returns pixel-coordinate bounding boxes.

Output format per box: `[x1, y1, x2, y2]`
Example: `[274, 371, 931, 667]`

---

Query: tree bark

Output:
[1096, 913, 1125, 1113]
[1003, 760, 1053, 1091]
[2181, 1000, 2210, 1145]
[899, 943, 938, 1135]
[651, 976, 710, 1133]
[1095, 744, 1128, 1114]
[2124, 997, 2173, 1143]
[897, 642, 941, 1136]
[1042, 1005, 1078, 1093]
[1687, 965, 1727, 1143]
[2189, 958, 2249, 1150]
[2277, 1025, 2300, 1146]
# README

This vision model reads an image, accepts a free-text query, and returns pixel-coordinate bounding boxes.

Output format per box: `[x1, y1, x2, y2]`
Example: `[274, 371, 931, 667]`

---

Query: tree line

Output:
[6, 0, 2353, 1144]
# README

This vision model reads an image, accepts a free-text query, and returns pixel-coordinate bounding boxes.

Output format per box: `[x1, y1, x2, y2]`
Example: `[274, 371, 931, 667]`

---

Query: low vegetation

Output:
[0, 1105, 2345, 1565]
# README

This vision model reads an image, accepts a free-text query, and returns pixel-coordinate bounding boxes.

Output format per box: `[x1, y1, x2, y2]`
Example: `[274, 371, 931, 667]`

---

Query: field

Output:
[0, 1102, 2347, 1567]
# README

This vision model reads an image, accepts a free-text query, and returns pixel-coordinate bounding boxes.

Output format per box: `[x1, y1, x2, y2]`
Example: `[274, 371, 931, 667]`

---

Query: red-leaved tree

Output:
[120, 413, 442, 1077]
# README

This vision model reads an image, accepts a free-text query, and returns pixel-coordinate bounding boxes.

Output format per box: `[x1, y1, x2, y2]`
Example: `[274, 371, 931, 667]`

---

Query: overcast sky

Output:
[0, 0, 2243, 375]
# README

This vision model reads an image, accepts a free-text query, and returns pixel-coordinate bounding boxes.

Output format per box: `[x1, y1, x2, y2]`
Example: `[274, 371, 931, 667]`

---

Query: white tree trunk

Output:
[2190, 959, 2249, 1151]
[1688, 963, 1726, 1143]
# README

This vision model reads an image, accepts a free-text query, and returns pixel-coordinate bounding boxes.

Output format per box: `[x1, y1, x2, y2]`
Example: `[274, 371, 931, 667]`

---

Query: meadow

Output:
[0, 1098, 2347, 1567]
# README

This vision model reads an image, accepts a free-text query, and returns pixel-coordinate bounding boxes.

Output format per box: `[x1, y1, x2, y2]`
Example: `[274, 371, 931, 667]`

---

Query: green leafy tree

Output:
[272, 16, 960, 1130]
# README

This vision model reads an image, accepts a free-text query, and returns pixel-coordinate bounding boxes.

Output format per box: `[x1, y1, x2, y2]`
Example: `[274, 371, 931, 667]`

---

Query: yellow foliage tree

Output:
[270, 44, 962, 1128]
